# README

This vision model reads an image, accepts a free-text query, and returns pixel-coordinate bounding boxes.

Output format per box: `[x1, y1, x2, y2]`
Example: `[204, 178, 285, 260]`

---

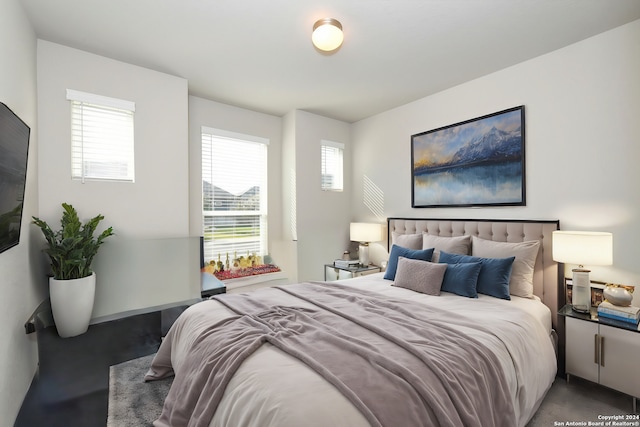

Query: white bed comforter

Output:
[149, 273, 557, 427]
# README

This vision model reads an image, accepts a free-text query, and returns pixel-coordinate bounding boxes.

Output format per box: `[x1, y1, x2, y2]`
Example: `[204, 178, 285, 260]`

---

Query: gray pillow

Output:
[392, 257, 447, 296]
[471, 236, 540, 298]
[423, 234, 472, 262]
[391, 232, 422, 250]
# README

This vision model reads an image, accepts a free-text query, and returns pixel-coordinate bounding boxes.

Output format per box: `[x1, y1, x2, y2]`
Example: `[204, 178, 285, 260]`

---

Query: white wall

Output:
[281, 111, 298, 282]
[352, 19, 640, 286]
[36, 41, 191, 318]
[290, 110, 352, 281]
[37, 40, 189, 238]
[0, 1, 43, 425]
[188, 100, 352, 283]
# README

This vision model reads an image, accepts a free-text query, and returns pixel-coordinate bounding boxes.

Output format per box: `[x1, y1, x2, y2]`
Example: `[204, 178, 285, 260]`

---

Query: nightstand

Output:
[324, 264, 381, 281]
[559, 304, 639, 413]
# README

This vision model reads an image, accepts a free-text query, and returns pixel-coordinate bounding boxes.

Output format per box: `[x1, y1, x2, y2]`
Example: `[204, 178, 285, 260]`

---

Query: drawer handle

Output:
[600, 336, 605, 367]
[594, 334, 599, 364]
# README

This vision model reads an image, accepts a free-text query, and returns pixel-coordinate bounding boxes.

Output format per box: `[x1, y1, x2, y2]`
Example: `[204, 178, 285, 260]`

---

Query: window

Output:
[67, 89, 135, 183]
[321, 140, 344, 191]
[201, 127, 268, 265]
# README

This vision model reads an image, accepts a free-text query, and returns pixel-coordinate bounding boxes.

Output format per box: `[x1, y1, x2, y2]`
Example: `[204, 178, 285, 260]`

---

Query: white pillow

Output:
[471, 236, 540, 298]
[391, 232, 422, 250]
[422, 234, 471, 262]
[392, 257, 447, 296]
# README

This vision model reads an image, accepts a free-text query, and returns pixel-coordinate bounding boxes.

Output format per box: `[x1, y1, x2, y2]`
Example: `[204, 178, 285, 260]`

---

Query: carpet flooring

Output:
[108, 354, 173, 427]
[528, 376, 635, 426]
[109, 354, 636, 426]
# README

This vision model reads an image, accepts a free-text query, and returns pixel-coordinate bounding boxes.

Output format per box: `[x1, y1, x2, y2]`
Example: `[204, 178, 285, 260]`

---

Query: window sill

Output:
[223, 271, 287, 290]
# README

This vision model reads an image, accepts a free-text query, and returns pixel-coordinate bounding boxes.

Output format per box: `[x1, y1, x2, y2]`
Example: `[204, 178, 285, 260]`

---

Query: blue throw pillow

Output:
[384, 245, 435, 280]
[440, 262, 482, 298]
[439, 251, 515, 300]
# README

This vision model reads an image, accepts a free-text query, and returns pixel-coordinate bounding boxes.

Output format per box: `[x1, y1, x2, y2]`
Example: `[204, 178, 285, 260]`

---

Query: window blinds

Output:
[321, 140, 344, 191]
[201, 128, 268, 263]
[67, 89, 135, 183]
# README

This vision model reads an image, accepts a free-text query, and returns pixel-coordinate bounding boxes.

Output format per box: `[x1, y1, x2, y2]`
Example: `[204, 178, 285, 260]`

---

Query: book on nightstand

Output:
[333, 259, 360, 268]
[597, 301, 640, 325]
[598, 315, 640, 331]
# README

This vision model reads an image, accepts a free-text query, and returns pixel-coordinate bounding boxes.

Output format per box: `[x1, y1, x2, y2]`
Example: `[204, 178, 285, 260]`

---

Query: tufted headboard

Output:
[387, 218, 562, 329]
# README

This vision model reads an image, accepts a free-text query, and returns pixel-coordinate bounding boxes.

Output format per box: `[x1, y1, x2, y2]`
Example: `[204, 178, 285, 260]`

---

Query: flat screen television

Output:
[0, 102, 30, 254]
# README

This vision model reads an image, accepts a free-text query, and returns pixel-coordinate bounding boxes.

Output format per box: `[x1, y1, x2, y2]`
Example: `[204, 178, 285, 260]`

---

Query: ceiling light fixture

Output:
[312, 18, 344, 52]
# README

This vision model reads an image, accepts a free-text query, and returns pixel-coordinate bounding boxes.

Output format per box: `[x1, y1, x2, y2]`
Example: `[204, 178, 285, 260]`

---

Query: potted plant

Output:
[32, 203, 114, 337]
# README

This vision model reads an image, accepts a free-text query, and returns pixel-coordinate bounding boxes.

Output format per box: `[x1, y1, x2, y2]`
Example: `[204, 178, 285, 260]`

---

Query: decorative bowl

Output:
[603, 283, 634, 306]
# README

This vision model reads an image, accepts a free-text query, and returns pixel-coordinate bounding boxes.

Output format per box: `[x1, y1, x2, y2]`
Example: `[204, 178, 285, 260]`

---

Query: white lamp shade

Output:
[552, 230, 613, 266]
[350, 222, 384, 243]
[312, 18, 344, 52]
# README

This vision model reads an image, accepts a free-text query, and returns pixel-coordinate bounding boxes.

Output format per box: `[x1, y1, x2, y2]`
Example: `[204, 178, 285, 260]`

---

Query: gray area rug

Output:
[108, 353, 173, 427]
[109, 354, 634, 426]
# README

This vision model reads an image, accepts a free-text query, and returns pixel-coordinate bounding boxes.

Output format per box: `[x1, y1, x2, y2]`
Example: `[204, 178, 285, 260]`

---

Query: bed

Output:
[146, 218, 560, 427]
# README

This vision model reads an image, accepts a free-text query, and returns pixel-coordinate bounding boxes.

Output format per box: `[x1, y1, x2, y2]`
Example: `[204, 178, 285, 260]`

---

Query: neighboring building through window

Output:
[67, 89, 135, 183]
[201, 127, 274, 277]
[321, 140, 344, 191]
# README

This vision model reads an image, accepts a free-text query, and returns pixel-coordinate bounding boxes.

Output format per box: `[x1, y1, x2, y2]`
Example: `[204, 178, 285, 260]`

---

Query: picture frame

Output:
[411, 106, 525, 208]
[565, 278, 605, 307]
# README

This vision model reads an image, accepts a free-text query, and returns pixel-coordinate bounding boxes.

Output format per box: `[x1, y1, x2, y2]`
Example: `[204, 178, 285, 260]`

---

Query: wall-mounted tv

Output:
[0, 102, 30, 254]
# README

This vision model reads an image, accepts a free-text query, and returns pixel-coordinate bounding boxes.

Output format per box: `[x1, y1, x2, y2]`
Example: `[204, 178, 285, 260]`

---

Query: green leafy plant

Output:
[32, 203, 114, 280]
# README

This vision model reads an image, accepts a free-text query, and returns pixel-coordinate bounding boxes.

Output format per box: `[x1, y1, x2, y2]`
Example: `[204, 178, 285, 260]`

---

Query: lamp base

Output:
[358, 243, 370, 266]
[571, 305, 590, 314]
[571, 268, 591, 314]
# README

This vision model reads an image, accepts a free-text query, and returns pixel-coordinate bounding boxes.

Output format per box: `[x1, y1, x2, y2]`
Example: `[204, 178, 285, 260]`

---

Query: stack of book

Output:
[597, 301, 640, 327]
[334, 259, 360, 268]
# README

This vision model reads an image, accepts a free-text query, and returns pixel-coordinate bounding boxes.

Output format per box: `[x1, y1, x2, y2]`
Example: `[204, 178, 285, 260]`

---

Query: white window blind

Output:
[201, 127, 268, 264]
[67, 89, 135, 183]
[321, 140, 344, 191]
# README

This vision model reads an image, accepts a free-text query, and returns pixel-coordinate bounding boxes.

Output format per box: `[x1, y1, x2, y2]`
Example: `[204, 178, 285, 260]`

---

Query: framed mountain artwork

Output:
[411, 106, 525, 208]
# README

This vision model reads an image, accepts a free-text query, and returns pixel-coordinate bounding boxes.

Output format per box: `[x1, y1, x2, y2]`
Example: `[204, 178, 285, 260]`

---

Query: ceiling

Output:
[19, 0, 640, 123]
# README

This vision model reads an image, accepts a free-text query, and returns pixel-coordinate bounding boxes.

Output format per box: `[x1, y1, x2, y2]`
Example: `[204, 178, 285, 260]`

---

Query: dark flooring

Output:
[14, 305, 188, 427]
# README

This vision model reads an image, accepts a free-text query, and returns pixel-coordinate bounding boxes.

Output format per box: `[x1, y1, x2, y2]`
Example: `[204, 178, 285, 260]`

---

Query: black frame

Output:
[411, 106, 525, 208]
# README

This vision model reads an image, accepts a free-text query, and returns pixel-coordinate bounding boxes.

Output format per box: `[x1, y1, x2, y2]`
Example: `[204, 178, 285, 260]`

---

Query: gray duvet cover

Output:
[146, 282, 516, 427]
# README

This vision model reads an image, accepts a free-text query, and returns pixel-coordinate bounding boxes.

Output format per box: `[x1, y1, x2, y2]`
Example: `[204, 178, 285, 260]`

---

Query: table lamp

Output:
[552, 230, 613, 313]
[350, 222, 384, 266]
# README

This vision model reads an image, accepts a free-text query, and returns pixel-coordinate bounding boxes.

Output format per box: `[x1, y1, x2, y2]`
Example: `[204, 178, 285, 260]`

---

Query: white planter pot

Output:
[50, 273, 96, 338]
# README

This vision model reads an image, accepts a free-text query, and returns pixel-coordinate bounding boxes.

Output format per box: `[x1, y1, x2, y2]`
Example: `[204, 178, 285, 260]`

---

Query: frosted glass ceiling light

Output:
[312, 18, 344, 52]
